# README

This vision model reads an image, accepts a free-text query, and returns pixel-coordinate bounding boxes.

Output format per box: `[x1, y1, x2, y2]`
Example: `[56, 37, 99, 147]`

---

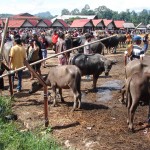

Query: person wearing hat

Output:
[124, 35, 144, 65]
[143, 33, 149, 53]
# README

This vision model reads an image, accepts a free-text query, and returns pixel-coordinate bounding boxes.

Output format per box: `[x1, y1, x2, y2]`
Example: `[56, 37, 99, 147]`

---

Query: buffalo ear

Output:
[111, 60, 117, 65]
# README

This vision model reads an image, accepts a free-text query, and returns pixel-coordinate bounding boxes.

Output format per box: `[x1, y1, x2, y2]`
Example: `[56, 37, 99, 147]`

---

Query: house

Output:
[51, 19, 69, 29]
[92, 19, 105, 29]
[70, 19, 94, 32]
[114, 20, 125, 30]
[123, 23, 135, 30]
[36, 19, 52, 28]
[103, 19, 116, 30]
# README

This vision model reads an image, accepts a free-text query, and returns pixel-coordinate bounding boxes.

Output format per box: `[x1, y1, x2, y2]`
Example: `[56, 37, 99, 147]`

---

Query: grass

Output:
[0, 96, 63, 150]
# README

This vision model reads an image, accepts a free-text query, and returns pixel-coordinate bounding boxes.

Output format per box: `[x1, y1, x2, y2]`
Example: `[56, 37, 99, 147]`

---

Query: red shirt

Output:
[52, 34, 58, 44]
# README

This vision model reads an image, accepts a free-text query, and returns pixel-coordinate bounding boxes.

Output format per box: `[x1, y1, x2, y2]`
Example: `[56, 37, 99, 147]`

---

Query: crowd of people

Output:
[0, 27, 149, 95]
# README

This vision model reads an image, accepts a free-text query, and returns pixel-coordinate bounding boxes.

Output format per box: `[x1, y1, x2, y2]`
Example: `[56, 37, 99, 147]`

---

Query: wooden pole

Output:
[0, 34, 117, 79]
[24, 60, 49, 127]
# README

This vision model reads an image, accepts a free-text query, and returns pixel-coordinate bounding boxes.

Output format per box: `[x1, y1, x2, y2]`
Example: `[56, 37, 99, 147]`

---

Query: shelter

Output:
[123, 23, 135, 30]
[114, 20, 125, 30]
[51, 19, 69, 29]
[70, 19, 94, 32]
[103, 19, 116, 30]
[92, 19, 105, 29]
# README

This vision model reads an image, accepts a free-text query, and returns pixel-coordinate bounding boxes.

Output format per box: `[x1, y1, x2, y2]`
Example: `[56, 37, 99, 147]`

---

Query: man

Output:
[143, 33, 149, 53]
[124, 35, 144, 65]
[52, 30, 59, 52]
[84, 33, 92, 54]
[56, 32, 67, 65]
[9, 35, 26, 92]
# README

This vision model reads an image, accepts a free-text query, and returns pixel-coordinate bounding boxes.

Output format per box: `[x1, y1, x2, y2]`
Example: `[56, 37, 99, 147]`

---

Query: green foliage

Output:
[0, 97, 62, 150]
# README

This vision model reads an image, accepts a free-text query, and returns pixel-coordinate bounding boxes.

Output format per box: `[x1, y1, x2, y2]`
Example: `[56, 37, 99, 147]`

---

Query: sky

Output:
[0, 0, 150, 15]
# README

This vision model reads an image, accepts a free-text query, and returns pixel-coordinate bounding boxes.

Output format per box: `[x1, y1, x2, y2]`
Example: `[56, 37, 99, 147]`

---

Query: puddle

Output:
[96, 80, 123, 102]
[81, 80, 123, 103]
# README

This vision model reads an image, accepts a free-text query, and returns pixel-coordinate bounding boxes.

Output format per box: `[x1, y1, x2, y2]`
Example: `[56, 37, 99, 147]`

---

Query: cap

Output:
[133, 35, 141, 41]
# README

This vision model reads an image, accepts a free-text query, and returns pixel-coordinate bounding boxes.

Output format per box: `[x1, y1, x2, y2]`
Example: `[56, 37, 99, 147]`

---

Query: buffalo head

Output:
[28, 81, 43, 94]
[103, 59, 117, 76]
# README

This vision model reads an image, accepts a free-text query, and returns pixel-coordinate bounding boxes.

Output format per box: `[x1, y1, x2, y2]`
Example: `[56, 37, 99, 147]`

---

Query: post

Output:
[24, 60, 49, 127]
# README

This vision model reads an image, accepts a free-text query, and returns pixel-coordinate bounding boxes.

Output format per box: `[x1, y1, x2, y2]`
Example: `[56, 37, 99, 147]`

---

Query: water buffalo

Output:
[118, 34, 126, 48]
[2, 41, 13, 65]
[98, 35, 119, 54]
[121, 56, 150, 104]
[125, 72, 150, 132]
[29, 65, 82, 111]
[69, 53, 115, 89]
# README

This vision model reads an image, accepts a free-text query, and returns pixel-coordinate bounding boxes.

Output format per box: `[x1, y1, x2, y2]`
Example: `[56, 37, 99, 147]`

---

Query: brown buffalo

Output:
[121, 56, 150, 104]
[29, 65, 82, 111]
[125, 72, 150, 132]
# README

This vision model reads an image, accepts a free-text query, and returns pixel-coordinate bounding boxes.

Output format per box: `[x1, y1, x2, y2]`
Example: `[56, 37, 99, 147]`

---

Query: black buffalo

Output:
[69, 53, 115, 89]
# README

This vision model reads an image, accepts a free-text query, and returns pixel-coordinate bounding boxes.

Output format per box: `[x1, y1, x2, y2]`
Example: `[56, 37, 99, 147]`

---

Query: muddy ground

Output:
[3, 48, 150, 150]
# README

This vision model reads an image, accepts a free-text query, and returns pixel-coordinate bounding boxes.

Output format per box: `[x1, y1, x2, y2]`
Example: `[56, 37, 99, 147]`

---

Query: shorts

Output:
[41, 49, 47, 58]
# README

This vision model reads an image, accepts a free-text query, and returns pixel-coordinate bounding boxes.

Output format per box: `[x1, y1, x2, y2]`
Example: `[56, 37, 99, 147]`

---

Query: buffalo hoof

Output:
[28, 90, 33, 94]
[128, 128, 135, 133]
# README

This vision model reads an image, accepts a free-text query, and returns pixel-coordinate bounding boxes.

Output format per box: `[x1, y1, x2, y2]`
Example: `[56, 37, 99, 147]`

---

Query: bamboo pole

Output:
[24, 60, 49, 127]
[0, 34, 117, 78]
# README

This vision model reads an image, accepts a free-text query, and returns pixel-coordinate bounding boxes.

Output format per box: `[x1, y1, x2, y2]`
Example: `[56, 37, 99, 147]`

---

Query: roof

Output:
[51, 19, 69, 28]
[11, 13, 39, 20]
[7, 20, 25, 28]
[70, 19, 93, 28]
[43, 19, 52, 26]
[92, 19, 103, 26]
[103, 19, 113, 26]
[114, 20, 125, 28]
[51, 15, 97, 22]
[28, 19, 38, 26]
[123, 23, 135, 28]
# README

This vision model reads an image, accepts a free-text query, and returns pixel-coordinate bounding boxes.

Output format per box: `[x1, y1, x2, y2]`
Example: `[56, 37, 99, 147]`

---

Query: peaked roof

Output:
[114, 20, 125, 28]
[28, 19, 38, 26]
[70, 19, 93, 28]
[92, 19, 103, 26]
[7, 20, 25, 28]
[43, 19, 52, 26]
[103, 19, 113, 26]
[51, 19, 69, 28]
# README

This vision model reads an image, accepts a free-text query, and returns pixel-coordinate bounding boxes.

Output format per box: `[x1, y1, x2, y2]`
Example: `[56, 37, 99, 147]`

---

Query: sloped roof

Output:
[114, 20, 125, 28]
[70, 19, 93, 28]
[7, 20, 25, 28]
[51, 19, 69, 28]
[103, 19, 113, 26]
[92, 19, 103, 26]
[123, 23, 135, 28]
[28, 19, 38, 26]
[43, 19, 52, 26]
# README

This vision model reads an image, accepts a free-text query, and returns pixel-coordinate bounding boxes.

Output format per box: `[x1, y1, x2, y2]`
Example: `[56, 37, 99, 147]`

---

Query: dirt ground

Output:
[3, 48, 150, 150]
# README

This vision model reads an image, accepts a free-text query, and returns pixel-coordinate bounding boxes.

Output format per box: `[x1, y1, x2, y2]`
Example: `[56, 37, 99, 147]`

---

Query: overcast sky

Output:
[0, 0, 150, 15]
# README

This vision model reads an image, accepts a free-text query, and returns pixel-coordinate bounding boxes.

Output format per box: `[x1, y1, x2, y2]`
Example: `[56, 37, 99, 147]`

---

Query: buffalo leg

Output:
[128, 100, 138, 132]
[92, 75, 98, 90]
[52, 86, 57, 107]
[58, 88, 65, 102]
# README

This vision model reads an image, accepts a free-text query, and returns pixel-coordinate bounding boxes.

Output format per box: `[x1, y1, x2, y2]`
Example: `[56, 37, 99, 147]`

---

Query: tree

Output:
[61, 9, 70, 15]
[71, 8, 80, 15]
[81, 4, 90, 15]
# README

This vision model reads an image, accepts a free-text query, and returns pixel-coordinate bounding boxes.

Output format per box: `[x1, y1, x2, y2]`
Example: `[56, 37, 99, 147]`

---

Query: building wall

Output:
[52, 21, 63, 27]
[107, 23, 114, 30]
[22, 21, 33, 27]
[37, 21, 47, 27]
